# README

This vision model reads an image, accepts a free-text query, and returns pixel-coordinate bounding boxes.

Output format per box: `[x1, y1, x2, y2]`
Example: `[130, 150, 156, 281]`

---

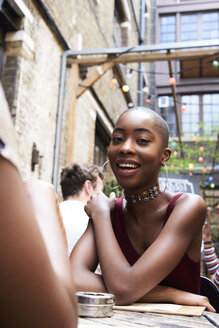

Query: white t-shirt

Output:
[59, 200, 89, 256]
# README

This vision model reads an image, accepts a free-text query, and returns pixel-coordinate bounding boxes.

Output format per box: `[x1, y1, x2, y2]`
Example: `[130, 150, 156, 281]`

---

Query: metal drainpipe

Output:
[52, 50, 71, 190]
[138, 0, 145, 106]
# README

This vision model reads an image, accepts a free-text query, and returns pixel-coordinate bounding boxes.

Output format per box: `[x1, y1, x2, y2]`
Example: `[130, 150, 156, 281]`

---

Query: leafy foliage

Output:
[167, 136, 219, 179]
[103, 181, 123, 198]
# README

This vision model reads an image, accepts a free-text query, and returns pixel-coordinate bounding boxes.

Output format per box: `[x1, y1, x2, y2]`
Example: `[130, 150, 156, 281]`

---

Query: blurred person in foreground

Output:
[0, 82, 77, 328]
[60, 163, 104, 256]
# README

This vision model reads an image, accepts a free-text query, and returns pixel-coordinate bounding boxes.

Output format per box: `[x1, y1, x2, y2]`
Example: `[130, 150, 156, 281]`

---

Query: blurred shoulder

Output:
[175, 192, 207, 212]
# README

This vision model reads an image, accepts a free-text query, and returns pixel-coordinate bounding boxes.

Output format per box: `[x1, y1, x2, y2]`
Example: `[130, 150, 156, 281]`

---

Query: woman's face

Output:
[107, 110, 167, 192]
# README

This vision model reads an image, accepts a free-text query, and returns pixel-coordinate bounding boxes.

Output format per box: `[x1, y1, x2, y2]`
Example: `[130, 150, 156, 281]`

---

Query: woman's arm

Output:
[85, 192, 207, 305]
[71, 232, 215, 312]
[71, 193, 215, 312]
[0, 156, 78, 328]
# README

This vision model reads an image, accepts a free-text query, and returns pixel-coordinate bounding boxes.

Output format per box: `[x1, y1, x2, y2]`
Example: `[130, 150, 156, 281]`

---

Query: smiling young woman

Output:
[107, 108, 170, 193]
[70, 106, 215, 312]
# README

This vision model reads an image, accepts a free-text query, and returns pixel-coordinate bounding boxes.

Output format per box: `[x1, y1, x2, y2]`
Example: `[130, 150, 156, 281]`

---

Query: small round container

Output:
[76, 292, 115, 318]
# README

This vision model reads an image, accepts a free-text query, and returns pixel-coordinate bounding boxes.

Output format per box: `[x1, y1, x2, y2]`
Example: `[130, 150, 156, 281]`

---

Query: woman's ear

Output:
[161, 148, 171, 166]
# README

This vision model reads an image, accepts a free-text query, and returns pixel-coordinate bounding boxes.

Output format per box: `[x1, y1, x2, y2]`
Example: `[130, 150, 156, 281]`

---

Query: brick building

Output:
[0, 0, 154, 194]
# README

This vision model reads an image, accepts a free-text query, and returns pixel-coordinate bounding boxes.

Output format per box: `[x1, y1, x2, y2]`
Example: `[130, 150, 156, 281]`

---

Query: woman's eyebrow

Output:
[112, 127, 125, 133]
[112, 127, 154, 136]
[134, 128, 154, 136]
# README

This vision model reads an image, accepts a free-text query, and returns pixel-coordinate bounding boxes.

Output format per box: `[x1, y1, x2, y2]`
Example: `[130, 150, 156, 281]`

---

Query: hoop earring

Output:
[102, 160, 109, 170]
[159, 163, 168, 193]
[102, 160, 120, 190]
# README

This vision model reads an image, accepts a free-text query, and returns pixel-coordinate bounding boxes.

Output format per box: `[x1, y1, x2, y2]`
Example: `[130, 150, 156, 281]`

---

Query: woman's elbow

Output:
[110, 281, 135, 305]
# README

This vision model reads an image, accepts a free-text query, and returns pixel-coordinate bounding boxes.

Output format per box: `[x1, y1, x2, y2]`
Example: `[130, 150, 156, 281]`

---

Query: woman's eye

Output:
[137, 138, 149, 144]
[111, 136, 123, 143]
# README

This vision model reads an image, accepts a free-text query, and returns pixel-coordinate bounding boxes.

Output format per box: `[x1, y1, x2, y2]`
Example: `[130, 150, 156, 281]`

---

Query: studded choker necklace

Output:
[124, 185, 160, 205]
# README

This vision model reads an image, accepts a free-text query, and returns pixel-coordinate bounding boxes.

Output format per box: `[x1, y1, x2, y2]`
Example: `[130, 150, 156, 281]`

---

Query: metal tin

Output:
[76, 292, 115, 317]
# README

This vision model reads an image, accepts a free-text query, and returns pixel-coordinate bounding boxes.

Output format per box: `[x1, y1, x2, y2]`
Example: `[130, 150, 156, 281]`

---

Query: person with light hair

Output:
[60, 163, 104, 256]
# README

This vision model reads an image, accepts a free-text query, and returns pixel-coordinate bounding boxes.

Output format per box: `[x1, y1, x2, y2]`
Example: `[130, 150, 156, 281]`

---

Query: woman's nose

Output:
[119, 139, 135, 154]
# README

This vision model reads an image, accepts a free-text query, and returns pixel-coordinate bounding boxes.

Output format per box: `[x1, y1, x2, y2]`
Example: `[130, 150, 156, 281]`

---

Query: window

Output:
[181, 14, 198, 41]
[203, 94, 219, 135]
[113, 3, 123, 46]
[180, 94, 219, 137]
[0, 0, 21, 31]
[0, 0, 24, 80]
[180, 11, 219, 78]
[160, 97, 176, 137]
[180, 12, 219, 42]
[113, 0, 131, 47]
[94, 137, 107, 167]
[93, 117, 110, 167]
[160, 11, 219, 78]
[160, 94, 219, 138]
[181, 95, 199, 137]
[160, 15, 176, 43]
[202, 12, 219, 40]
[160, 11, 219, 43]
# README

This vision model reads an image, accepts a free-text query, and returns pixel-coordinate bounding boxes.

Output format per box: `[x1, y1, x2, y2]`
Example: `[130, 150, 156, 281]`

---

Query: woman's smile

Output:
[116, 159, 141, 177]
[117, 159, 140, 169]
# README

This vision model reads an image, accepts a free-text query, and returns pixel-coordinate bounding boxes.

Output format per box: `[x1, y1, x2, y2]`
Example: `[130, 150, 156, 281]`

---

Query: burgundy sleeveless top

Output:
[112, 194, 200, 294]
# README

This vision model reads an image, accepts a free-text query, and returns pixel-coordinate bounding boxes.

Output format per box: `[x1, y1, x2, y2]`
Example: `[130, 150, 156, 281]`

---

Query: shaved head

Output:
[119, 106, 169, 148]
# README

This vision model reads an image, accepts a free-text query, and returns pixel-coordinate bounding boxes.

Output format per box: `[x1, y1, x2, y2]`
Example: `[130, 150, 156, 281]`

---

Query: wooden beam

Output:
[113, 64, 134, 104]
[76, 61, 115, 98]
[69, 48, 219, 66]
[168, 59, 184, 159]
[66, 63, 79, 164]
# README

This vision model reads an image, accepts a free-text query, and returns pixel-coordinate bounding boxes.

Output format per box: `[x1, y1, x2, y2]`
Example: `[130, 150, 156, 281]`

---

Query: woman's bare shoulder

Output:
[171, 192, 207, 218]
[165, 191, 204, 201]
[176, 192, 205, 204]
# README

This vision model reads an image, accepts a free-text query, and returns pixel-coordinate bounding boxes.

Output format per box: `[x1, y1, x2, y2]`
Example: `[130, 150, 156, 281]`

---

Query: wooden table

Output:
[78, 310, 219, 327]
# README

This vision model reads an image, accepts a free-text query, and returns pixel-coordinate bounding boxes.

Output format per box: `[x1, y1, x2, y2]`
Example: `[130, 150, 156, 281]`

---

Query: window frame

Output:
[93, 116, 111, 167]
[160, 10, 219, 43]
[159, 93, 219, 139]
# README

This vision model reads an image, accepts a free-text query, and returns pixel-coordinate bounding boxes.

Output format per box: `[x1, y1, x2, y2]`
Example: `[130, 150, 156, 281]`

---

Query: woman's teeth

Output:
[119, 163, 138, 169]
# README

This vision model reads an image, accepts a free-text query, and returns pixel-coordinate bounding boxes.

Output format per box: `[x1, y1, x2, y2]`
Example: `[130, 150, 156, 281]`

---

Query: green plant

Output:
[103, 181, 123, 198]
[167, 133, 219, 177]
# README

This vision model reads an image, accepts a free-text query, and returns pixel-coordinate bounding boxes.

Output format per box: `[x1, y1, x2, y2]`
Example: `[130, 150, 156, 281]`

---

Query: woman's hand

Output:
[173, 290, 216, 313]
[164, 285, 215, 312]
[84, 191, 116, 222]
[202, 222, 212, 243]
[139, 285, 215, 313]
